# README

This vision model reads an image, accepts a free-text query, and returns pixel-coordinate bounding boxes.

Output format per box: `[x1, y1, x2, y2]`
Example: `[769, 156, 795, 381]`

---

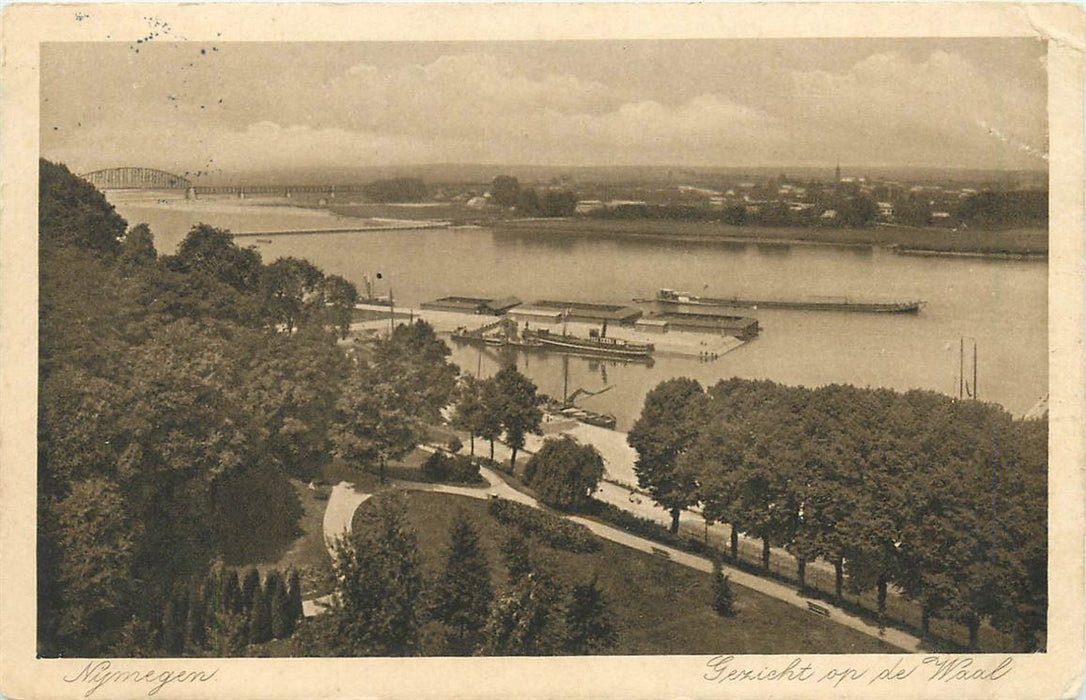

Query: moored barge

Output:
[639, 288, 923, 314]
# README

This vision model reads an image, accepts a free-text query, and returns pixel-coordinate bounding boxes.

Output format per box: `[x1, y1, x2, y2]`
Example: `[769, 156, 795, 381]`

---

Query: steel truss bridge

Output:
[80, 167, 368, 197]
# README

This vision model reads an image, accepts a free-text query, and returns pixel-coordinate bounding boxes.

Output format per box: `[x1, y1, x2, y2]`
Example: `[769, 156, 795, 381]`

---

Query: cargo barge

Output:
[638, 288, 923, 314]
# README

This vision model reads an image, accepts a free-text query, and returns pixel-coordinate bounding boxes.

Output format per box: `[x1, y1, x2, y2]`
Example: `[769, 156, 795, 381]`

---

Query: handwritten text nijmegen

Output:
[63, 660, 218, 697]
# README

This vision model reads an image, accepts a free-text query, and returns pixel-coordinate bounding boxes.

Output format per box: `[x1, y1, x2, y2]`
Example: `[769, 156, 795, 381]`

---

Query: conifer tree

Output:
[479, 563, 564, 656]
[184, 584, 207, 651]
[286, 569, 304, 629]
[501, 532, 532, 584]
[160, 593, 186, 655]
[266, 571, 291, 639]
[241, 567, 261, 612]
[563, 574, 617, 655]
[712, 558, 736, 617]
[429, 511, 493, 654]
[328, 492, 423, 656]
[249, 576, 273, 645]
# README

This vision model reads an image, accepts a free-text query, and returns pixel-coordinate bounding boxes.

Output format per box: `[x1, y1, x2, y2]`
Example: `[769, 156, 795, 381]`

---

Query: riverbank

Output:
[494, 217, 1048, 258]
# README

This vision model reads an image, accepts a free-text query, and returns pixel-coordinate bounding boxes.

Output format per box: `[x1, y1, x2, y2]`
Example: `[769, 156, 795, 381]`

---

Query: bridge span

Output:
[81, 167, 368, 198]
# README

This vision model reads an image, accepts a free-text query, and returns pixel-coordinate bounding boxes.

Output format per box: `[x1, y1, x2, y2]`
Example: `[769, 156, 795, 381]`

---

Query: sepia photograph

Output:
[1, 4, 1083, 699]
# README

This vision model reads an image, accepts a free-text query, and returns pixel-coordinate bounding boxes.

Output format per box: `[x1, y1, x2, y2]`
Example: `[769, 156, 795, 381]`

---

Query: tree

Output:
[173, 223, 263, 293]
[260, 257, 325, 334]
[249, 578, 273, 645]
[479, 562, 565, 656]
[429, 511, 493, 654]
[539, 189, 578, 217]
[523, 436, 604, 510]
[241, 568, 262, 613]
[490, 176, 521, 207]
[628, 378, 708, 533]
[119, 223, 158, 270]
[321, 274, 359, 339]
[492, 365, 543, 472]
[326, 492, 423, 656]
[838, 195, 878, 228]
[712, 559, 735, 617]
[515, 188, 541, 216]
[184, 584, 207, 652]
[501, 532, 532, 584]
[478, 377, 506, 461]
[452, 376, 487, 456]
[286, 570, 304, 632]
[266, 571, 292, 639]
[563, 575, 617, 654]
[330, 366, 420, 481]
[243, 330, 349, 480]
[44, 478, 134, 656]
[362, 177, 428, 203]
[372, 320, 460, 424]
[39, 159, 127, 256]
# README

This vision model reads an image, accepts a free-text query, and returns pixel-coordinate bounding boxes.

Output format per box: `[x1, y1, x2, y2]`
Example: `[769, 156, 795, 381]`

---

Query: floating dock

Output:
[526, 300, 643, 324]
[420, 296, 522, 315]
[647, 310, 760, 340]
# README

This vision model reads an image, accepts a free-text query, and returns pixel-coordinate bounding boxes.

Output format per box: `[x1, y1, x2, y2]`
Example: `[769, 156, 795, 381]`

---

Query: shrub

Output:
[421, 450, 482, 484]
[486, 498, 600, 554]
[712, 559, 736, 617]
[447, 436, 463, 454]
[587, 500, 719, 557]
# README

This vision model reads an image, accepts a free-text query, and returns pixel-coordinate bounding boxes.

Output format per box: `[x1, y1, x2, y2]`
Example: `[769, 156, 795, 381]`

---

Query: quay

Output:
[350, 302, 747, 359]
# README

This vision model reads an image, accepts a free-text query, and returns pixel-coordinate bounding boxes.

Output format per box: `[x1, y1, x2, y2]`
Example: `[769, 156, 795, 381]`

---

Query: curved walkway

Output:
[305, 462, 921, 652]
[301, 482, 372, 617]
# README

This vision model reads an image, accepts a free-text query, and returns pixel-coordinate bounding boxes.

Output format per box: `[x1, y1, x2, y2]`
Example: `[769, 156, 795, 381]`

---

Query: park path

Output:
[304, 460, 921, 652]
[300, 482, 371, 617]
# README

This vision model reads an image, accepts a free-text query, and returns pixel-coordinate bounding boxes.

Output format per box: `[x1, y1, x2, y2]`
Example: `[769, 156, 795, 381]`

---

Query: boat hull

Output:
[641, 293, 922, 314]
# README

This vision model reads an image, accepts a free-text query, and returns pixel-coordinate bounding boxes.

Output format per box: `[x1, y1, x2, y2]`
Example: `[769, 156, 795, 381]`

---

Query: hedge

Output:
[487, 498, 600, 553]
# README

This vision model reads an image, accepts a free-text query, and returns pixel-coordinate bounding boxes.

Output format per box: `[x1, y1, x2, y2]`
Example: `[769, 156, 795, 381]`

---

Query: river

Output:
[109, 191, 1048, 429]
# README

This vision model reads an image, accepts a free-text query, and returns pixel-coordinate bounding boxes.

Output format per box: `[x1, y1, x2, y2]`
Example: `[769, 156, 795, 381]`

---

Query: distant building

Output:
[420, 296, 521, 315]
[507, 306, 564, 325]
[877, 202, 895, 220]
[529, 300, 643, 324]
[574, 199, 605, 214]
[650, 310, 758, 340]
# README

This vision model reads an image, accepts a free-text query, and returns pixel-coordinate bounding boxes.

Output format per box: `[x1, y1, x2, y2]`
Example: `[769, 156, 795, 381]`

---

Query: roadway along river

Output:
[110, 192, 1048, 429]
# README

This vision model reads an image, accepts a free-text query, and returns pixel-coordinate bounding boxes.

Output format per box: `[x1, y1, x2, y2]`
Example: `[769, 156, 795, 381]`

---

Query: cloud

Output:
[41, 44, 1048, 172]
[778, 50, 1047, 167]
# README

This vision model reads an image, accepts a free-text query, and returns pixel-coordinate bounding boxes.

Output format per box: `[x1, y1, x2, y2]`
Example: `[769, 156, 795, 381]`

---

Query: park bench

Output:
[806, 601, 831, 618]
[650, 546, 671, 560]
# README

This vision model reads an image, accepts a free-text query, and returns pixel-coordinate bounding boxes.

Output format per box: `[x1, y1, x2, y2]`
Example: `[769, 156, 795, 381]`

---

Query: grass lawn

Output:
[354, 490, 898, 655]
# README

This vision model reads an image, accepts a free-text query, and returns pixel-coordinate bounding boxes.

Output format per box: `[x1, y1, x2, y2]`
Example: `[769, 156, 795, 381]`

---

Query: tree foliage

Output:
[34, 160, 422, 656]
[636, 375, 1048, 651]
[628, 378, 708, 533]
[492, 364, 543, 471]
[429, 511, 493, 654]
[524, 436, 605, 510]
[325, 492, 424, 656]
[563, 575, 617, 654]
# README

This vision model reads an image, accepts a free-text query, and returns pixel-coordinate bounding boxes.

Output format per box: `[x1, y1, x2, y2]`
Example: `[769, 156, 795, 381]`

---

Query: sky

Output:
[40, 39, 1048, 177]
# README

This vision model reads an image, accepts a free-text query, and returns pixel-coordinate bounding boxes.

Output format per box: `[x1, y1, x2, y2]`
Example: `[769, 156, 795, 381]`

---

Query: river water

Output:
[109, 192, 1048, 429]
